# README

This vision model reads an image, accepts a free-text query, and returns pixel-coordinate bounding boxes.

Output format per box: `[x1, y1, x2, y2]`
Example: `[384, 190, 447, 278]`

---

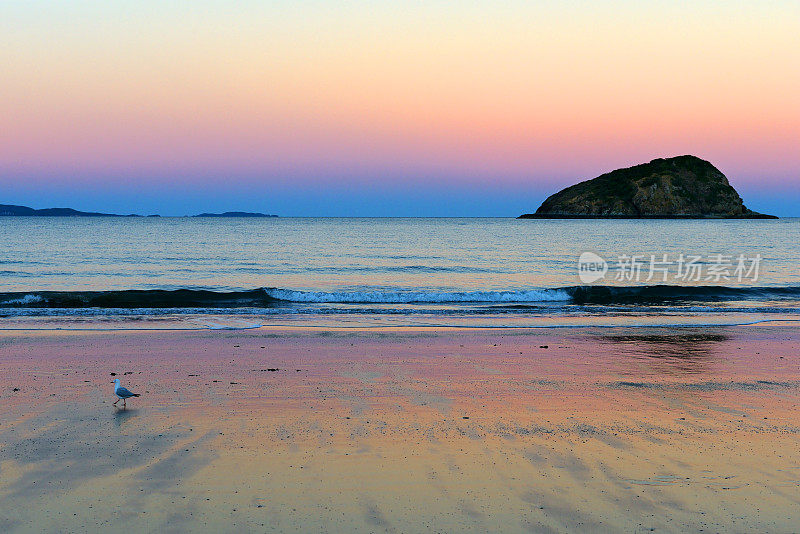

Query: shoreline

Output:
[1, 316, 799, 333]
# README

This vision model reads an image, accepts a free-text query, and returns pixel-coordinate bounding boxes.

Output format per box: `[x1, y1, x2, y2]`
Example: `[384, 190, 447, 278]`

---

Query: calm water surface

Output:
[1, 217, 799, 328]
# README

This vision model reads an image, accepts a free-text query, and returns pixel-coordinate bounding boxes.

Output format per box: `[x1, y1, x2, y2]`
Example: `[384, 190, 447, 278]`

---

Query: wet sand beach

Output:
[2, 325, 800, 532]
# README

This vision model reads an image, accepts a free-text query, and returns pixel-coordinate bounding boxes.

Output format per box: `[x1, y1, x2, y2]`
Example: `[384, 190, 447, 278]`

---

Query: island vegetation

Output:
[519, 156, 776, 219]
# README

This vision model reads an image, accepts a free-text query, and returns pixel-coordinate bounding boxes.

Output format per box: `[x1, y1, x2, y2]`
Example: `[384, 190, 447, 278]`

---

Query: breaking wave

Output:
[1, 285, 799, 309]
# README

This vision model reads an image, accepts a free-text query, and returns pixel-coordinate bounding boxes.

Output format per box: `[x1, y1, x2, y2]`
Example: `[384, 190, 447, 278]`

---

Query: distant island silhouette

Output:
[192, 211, 278, 218]
[520, 155, 776, 219]
[0, 204, 277, 218]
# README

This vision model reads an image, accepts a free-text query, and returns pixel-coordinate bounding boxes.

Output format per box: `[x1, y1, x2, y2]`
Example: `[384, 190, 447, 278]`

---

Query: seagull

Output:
[112, 378, 140, 408]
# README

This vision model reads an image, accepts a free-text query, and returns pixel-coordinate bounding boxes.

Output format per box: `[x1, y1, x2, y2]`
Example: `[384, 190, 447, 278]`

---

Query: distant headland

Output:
[519, 155, 777, 219]
[0, 204, 277, 218]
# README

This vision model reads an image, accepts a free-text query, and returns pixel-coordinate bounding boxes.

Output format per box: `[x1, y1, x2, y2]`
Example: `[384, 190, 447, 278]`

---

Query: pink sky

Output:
[1, 2, 798, 215]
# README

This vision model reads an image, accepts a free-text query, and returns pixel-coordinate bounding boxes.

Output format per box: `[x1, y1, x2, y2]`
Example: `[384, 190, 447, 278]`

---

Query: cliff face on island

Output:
[519, 155, 776, 219]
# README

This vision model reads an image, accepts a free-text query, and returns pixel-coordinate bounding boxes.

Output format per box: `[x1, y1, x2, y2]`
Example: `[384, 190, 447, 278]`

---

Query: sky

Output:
[1, 1, 798, 216]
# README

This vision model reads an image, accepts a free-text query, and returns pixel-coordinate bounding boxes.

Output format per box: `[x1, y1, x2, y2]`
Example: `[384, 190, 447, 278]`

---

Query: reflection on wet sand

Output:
[596, 330, 731, 375]
[1, 326, 800, 532]
[113, 407, 139, 427]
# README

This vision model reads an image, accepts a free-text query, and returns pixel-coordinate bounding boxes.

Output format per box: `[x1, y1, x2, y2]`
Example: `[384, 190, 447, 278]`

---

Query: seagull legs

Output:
[113, 398, 119, 406]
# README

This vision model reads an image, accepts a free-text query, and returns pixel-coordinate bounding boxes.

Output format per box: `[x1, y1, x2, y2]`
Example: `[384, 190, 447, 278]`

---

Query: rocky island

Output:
[519, 155, 776, 219]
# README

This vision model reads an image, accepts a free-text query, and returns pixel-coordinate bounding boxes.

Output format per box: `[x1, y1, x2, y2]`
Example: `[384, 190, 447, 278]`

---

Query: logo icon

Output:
[578, 252, 608, 283]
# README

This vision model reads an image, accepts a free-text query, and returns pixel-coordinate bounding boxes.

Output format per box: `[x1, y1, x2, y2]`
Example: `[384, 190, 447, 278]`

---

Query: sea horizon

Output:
[3, 217, 799, 331]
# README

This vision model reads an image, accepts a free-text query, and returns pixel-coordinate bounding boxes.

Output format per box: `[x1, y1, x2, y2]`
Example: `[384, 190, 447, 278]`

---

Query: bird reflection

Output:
[113, 407, 139, 427]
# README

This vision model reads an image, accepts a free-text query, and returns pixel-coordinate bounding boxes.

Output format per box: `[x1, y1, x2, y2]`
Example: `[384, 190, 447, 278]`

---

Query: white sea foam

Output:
[263, 288, 571, 303]
[2, 294, 44, 305]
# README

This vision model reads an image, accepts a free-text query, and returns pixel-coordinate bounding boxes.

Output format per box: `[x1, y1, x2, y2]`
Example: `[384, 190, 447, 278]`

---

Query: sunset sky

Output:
[2, 1, 798, 216]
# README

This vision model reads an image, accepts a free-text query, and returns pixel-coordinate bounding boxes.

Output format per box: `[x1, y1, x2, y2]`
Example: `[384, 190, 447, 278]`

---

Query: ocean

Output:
[1, 217, 799, 329]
